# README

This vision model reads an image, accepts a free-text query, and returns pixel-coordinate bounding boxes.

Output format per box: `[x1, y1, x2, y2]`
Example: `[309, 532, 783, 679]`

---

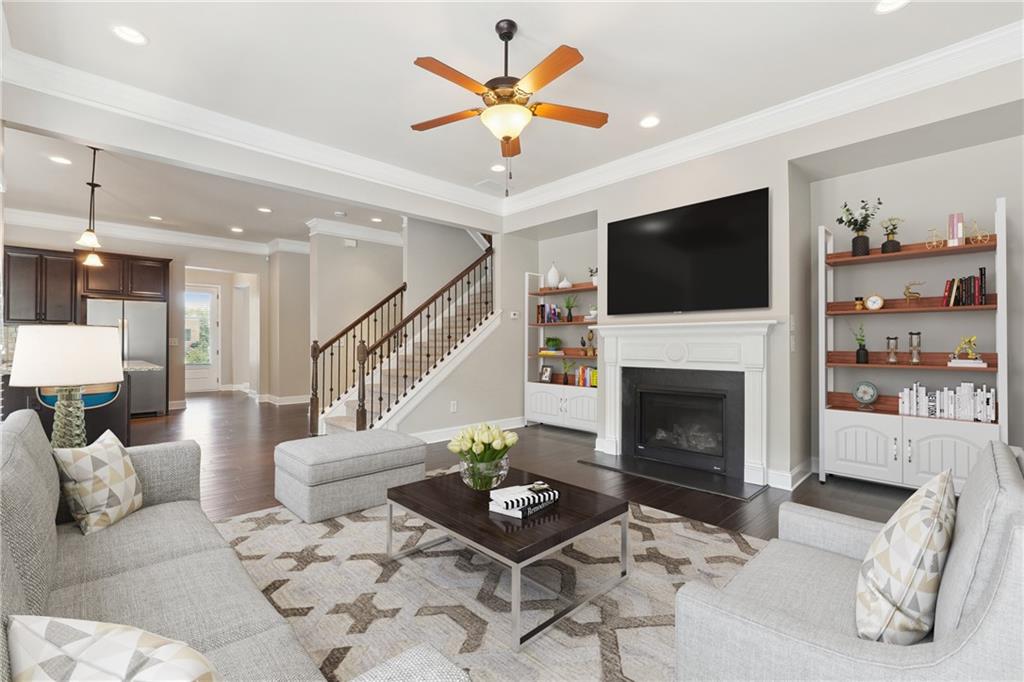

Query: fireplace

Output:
[622, 367, 745, 478]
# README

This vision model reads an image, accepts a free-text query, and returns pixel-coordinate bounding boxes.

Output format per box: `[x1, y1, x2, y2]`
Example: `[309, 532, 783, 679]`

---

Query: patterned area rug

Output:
[215, 487, 765, 681]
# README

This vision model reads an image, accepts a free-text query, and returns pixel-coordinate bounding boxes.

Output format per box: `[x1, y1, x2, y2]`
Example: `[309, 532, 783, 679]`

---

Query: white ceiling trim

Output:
[4, 207, 276, 255]
[503, 20, 1024, 215]
[268, 238, 310, 255]
[306, 218, 404, 247]
[1, 47, 502, 215]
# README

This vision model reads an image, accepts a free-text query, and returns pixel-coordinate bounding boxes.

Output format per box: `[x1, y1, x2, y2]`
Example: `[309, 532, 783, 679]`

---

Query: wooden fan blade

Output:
[532, 102, 609, 128]
[410, 109, 483, 132]
[501, 136, 522, 158]
[414, 57, 490, 95]
[516, 45, 583, 94]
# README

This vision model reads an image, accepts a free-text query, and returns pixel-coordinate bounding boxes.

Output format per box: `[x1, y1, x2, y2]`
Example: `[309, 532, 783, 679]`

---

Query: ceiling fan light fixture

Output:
[82, 251, 104, 268]
[480, 104, 533, 142]
[76, 227, 101, 249]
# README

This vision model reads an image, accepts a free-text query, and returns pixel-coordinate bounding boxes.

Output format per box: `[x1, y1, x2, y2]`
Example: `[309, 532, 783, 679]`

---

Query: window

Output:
[184, 290, 213, 366]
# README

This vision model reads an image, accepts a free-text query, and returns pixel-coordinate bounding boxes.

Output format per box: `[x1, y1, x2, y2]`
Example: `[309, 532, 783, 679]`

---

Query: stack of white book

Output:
[897, 381, 997, 423]
[489, 484, 559, 519]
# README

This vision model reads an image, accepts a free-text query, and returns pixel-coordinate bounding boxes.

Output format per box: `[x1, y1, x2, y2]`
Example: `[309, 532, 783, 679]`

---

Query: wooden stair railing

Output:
[309, 283, 406, 435]
[355, 247, 494, 430]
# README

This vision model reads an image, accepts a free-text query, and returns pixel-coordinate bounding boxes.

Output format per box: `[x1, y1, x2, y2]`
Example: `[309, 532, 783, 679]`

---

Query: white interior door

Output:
[184, 285, 220, 392]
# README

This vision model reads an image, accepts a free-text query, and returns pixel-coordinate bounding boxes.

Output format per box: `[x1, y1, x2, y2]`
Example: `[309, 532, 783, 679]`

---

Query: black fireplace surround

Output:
[621, 367, 745, 478]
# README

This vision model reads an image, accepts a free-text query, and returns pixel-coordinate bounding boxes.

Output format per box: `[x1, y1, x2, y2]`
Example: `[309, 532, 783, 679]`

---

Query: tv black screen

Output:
[607, 188, 769, 315]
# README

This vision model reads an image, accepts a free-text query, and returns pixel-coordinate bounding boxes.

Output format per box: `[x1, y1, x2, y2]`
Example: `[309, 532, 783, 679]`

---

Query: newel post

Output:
[309, 340, 320, 436]
[356, 340, 368, 431]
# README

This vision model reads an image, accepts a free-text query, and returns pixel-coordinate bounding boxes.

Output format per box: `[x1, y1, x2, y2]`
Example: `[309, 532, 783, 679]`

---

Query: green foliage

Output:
[544, 337, 562, 350]
[836, 198, 883, 233]
[849, 322, 866, 346]
[561, 358, 576, 373]
[185, 306, 211, 365]
[880, 217, 903, 237]
[564, 294, 578, 310]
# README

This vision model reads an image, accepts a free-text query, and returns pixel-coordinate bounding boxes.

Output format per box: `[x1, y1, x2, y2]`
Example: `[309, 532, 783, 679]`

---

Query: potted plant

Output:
[836, 198, 882, 257]
[564, 294, 578, 322]
[588, 267, 598, 286]
[561, 358, 576, 385]
[851, 323, 869, 364]
[447, 423, 519, 491]
[880, 217, 903, 254]
[544, 337, 562, 351]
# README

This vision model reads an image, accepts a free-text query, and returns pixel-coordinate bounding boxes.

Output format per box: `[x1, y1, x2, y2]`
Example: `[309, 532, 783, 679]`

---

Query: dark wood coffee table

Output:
[386, 467, 630, 650]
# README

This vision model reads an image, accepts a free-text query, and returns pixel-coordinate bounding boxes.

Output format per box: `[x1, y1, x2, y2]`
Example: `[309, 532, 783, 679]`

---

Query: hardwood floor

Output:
[132, 392, 911, 538]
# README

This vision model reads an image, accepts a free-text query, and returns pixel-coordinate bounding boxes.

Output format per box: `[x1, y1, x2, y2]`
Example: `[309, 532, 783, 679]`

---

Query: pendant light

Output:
[76, 147, 103, 266]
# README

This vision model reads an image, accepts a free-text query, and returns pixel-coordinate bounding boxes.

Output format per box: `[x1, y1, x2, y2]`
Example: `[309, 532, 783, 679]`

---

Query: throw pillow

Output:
[52, 429, 143, 535]
[7, 615, 218, 681]
[856, 469, 957, 644]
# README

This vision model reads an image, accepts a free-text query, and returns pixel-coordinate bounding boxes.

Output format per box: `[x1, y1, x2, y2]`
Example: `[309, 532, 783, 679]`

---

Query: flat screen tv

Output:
[607, 187, 769, 315]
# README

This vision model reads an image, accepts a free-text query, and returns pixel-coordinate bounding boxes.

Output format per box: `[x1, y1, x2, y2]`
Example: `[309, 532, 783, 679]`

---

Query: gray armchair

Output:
[675, 442, 1024, 680]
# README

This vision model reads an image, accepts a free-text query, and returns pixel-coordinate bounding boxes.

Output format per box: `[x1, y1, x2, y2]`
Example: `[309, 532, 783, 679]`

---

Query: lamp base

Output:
[52, 386, 87, 449]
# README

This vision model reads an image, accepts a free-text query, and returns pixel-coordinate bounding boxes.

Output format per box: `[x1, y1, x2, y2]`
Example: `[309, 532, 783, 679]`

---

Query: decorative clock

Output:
[853, 381, 879, 410]
[865, 294, 885, 311]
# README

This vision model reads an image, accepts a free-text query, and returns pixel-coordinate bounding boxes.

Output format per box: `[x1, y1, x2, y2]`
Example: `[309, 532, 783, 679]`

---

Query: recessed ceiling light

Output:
[334, 210, 347, 217]
[639, 115, 660, 129]
[230, 227, 244, 233]
[490, 164, 506, 173]
[48, 156, 72, 165]
[371, 217, 383, 223]
[874, 0, 910, 14]
[112, 25, 148, 45]
[148, 215, 162, 221]
[257, 207, 272, 213]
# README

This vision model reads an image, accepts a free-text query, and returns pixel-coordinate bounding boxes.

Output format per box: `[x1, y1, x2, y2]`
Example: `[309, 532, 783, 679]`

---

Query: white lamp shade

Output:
[76, 229, 101, 249]
[10, 325, 124, 387]
[479, 104, 533, 141]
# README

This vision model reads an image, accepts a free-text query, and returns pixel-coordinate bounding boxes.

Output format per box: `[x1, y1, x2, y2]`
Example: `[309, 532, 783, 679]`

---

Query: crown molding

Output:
[3, 208, 278, 255]
[1, 47, 502, 216]
[306, 218, 403, 247]
[502, 21, 1024, 215]
[268, 239, 311, 255]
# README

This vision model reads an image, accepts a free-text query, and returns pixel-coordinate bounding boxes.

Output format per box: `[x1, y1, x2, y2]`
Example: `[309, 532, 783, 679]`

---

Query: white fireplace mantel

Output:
[592, 320, 777, 486]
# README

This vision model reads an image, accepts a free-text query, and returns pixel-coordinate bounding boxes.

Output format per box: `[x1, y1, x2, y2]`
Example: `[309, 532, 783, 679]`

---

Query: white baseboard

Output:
[256, 393, 310, 406]
[409, 416, 527, 444]
[220, 383, 249, 392]
[168, 400, 187, 411]
[744, 464, 766, 487]
[767, 459, 813, 491]
[594, 437, 619, 455]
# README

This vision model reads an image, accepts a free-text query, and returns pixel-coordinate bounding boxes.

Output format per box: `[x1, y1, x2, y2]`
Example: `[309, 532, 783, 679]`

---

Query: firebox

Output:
[622, 367, 745, 478]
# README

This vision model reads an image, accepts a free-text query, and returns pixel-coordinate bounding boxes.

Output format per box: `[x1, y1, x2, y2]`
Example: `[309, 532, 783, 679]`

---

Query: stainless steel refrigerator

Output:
[86, 299, 168, 416]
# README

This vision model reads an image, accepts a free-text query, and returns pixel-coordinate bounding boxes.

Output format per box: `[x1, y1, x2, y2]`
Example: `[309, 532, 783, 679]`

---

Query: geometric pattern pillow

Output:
[7, 616, 219, 681]
[52, 430, 143, 535]
[856, 469, 957, 644]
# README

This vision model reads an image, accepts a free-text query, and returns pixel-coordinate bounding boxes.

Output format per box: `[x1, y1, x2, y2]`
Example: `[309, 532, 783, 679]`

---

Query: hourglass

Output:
[886, 336, 899, 364]
[909, 331, 922, 365]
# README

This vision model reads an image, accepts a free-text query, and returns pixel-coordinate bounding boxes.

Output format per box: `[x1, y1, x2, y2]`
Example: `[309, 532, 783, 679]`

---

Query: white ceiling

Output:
[4, 2, 1020, 196]
[2, 127, 404, 243]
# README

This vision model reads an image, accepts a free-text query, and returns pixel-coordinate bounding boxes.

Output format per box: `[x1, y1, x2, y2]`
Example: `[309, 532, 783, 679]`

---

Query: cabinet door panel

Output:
[563, 391, 598, 433]
[823, 410, 903, 484]
[902, 417, 999, 494]
[4, 251, 40, 322]
[41, 254, 75, 323]
[525, 385, 563, 424]
[81, 254, 125, 295]
[127, 259, 167, 299]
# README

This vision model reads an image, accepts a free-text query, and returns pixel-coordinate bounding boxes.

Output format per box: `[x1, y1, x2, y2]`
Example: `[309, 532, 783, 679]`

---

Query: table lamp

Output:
[10, 325, 124, 448]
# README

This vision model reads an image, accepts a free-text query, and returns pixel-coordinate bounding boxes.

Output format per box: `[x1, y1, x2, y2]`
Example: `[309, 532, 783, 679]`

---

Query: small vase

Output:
[459, 456, 509, 491]
[852, 233, 870, 257]
[562, 373, 569, 385]
[855, 344, 869, 364]
[591, 276, 598, 286]
[545, 263, 561, 289]
[567, 309, 574, 322]
[881, 235, 901, 254]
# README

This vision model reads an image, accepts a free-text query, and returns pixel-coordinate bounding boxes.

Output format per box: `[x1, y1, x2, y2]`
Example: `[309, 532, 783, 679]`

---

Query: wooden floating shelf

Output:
[826, 295, 997, 316]
[826, 351, 997, 372]
[529, 282, 598, 296]
[825, 237, 997, 266]
[529, 376, 597, 389]
[825, 391, 998, 424]
[529, 321, 596, 327]
[531, 347, 597, 359]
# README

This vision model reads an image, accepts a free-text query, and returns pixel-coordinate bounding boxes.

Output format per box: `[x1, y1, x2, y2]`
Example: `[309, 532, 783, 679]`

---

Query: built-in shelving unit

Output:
[524, 273, 600, 433]
[817, 198, 1008, 494]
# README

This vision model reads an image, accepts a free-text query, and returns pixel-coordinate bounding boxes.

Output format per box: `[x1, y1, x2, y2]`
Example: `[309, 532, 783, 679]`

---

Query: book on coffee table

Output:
[488, 497, 556, 519]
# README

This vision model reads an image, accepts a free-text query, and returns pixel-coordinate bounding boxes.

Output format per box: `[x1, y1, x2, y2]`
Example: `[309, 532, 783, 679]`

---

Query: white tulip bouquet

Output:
[448, 423, 519, 490]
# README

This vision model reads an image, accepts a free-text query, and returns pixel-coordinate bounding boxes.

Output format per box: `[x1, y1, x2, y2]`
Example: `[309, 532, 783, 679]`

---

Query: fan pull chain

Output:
[505, 158, 512, 197]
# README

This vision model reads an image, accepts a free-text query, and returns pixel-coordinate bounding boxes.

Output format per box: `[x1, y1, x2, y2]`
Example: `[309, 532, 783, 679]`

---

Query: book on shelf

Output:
[897, 381, 996, 423]
[574, 366, 598, 388]
[489, 485, 559, 510]
[941, 267, 988, 307]
[536, 303, 564, 323]
[538, 349, 565, 357]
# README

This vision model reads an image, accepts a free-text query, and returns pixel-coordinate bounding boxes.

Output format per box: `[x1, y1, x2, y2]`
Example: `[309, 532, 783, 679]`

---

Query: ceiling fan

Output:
[410, 19, 609, 160]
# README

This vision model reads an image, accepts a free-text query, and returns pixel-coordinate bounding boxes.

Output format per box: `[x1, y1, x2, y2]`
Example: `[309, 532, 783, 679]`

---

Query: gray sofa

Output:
[0, 409, 324, 681]
[676, 440, 1024, 680]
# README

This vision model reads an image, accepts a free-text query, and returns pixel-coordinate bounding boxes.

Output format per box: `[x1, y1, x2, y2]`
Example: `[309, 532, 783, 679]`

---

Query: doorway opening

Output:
[184, 284, 221, 392]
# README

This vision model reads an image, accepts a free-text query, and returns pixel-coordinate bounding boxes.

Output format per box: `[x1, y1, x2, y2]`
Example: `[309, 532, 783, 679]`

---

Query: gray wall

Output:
[809, 136, 1023, 452]
[403, 219, 483, 309]
[537, 230, 598, 286]
[269, 251, 311, 399]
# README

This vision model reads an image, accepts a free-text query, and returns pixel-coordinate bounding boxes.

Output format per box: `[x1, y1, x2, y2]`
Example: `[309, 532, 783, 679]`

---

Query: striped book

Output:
[489, 486, 559, 510]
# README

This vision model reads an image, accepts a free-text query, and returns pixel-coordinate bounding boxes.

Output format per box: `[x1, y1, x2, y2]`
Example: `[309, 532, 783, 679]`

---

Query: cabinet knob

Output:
[892, 437, 898, 461]
[906, 438, 913, 463]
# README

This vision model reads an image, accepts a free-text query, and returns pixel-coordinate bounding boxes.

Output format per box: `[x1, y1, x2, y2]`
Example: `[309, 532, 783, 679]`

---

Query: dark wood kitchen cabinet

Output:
[76, 251, 170, 301]
[3, 246, 76, 323]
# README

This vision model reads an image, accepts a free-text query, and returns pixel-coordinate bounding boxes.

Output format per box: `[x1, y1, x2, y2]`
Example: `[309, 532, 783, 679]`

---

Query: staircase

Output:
[309, 247, 495, 435]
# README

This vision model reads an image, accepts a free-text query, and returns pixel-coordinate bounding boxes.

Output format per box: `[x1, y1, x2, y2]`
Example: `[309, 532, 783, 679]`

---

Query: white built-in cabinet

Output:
[524, 382, 599, 433]
[823, 410, 998, 493]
